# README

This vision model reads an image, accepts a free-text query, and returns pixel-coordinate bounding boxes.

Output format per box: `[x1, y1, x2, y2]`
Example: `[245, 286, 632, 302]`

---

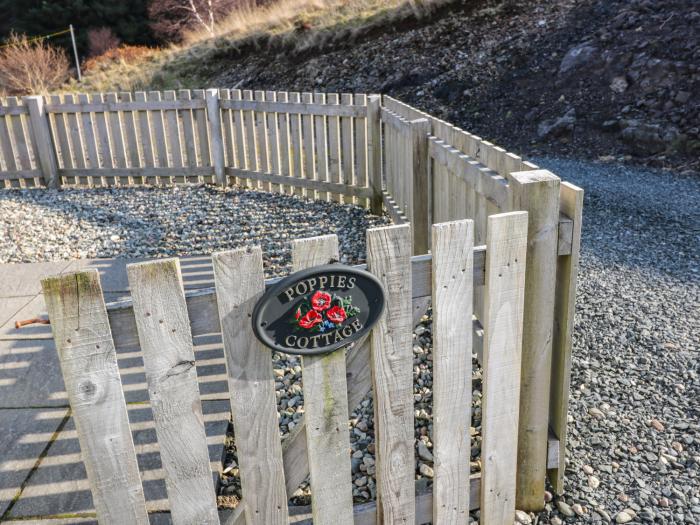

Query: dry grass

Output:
[0, 33, 71, 95]
[71, 0, 453, 92]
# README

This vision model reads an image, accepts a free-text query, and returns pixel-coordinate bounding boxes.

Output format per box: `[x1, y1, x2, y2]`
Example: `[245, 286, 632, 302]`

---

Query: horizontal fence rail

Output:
[5, 89, 583, 510]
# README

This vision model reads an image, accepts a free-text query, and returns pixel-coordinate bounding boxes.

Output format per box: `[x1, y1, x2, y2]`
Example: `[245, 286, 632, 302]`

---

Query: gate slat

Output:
[163, 91, 183, 173]
[242, 90, 258, 188]
[220, 89, 235, 174]
[50, 95, 73, 172]
[292, 235, 354, 524]
[148, 91, 169, 176]
[41, 270, 149, 525]
[431, 219, 474, 523]
[355, 94, 368, 207]
[65, 94, 87, 173]
[480, 211, 528, 524]
[127, 259, 220, 524]
[366, 223, 415, 524]
[212, 247, 289, 525]
[231, 89, 246, 186]
[105, 93, 128, 184]
[77, 94, 100, 184]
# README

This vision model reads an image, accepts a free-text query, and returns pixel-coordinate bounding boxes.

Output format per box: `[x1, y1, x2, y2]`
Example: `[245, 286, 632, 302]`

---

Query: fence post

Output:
[24, 96, 59, 189]
[509, 169, 560, 511]
[410, 118, 430, 255]
[366, 94, 383, 214]
[205, 89, 226, 186]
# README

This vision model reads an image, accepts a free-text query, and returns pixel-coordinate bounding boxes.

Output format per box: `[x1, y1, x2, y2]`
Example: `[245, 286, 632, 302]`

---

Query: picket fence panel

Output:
[43, 217, 534, 524]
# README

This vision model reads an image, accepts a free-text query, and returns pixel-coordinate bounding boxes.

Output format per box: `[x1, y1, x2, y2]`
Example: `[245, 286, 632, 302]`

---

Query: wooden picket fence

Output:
[8, 89, 584, 515]
[43, 216, 535, 524]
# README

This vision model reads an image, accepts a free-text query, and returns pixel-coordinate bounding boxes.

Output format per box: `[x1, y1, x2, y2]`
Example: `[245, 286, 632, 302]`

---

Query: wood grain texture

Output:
[480, 211, 528, 525]
[431, 220, 474, 524]
[127, 259, 220, 524]
[510, 170, 560, 511]
[411, 118, 431, 255]
[212, 247, 289, 525]
[366, 224, 415, 524]
[548, 182, 584, 494]
[41, 270, 148, 524]
[292, 235, 354, 525]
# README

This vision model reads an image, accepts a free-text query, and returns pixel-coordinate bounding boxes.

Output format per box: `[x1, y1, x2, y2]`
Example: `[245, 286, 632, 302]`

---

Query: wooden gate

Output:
[42, 215, 531, 524]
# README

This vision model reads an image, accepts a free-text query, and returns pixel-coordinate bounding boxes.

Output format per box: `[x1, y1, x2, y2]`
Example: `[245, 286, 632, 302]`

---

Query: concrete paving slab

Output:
[0, 339, 66, 408]
[8, 400, 230, 518]
[0, 295, 51, 340]
[0, 407, 69, 516]
[0, 261, 73, 298]
[0, 296, 37, 330]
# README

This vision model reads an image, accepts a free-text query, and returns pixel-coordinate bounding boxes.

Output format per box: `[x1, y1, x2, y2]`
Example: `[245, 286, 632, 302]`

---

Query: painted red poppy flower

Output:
[326, 305, 347, 324]
[299, 310, 322, 329]
[310, 290, 332, 311]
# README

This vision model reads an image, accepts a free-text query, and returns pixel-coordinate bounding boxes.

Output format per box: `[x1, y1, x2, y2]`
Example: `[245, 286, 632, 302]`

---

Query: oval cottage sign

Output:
[252, 264, 385, 356]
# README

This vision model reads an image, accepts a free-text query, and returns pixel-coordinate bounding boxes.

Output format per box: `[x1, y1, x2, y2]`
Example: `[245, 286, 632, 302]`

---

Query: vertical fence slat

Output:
[312, 92, 328, 201]
[25, 96, 58, 188]
[147, 91, 168, 182]
[242, 90, 258, 189]
[432, 219, 474, 524]
[220, 89, 235, 172]
[49, 94, 73, 171]
[64, 94, 86, 177]
[340, 93, 354, 204]
[265, 91, 280, 192]
[548, 182, 584, 494]
[511, 170, 560, 511]
[118, 93, 140, 174]
[41, 271, 149, 524]
[192, 89, 211, 183]
[411, 119, 430, 255]
[355, 94, 368, 208]
[127, 259, 220, 524]
[480, 211, 528, 524]
[163, 90, 183, 175]
[212, 247, 289, 525]
[301, 92, 315, 200]
[288, 92, 303, 197]
[92, 93, 114, 184]
[206, 89, 225, 186]
[0, 98, 17, 183]
[231, 89, 246, 186]
[78, 94, 100, 184]
[367, 95, 382, 213]
[7, 97, 32, 183]
[254, 90, 270, 191]
[105, 93, 128, 185]
[179, 90, 198, 171]
[276, 91, 290, 195]
[134, 92, 153, 185]
[292, 235, 354, 524]
[366, 223, 415, 524]
[326, 93, 342, 203]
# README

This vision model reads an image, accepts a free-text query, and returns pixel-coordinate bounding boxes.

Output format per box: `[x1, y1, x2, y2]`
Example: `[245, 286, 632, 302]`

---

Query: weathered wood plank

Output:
[163, 90, 183, 170]
[292, 235, 354, 524]
[118, 92, 141, 171]
[127, 259, 220, 524]
[548, 182, 584, 494]
[366, 224, 415, 524]
[179, 90, 198, 170]
[265, 91, 281, 193]
[366, 95, 382, 213]
[105, 93, 128, 179]
[326, 93, 341, 202]
[288, 92, 304, 197]
[431, 219, 474, 524]
[411, 119, 431, 255]
[41, 270, 149, 524]
[134, 92, 154, 183]
[77, 94, 100, 179]
[354, 93, 368, 207]
[231, 89, 246, 185]
[510, 170, 560, 511]
[340, 94, 355, 204]
[275, 91, 291, 194]
[46, 99, 206, 113]
[242, 90, 258, 189]
[49, 94, 73, 171]
[25, 96, 59, 188]
[301, 92, 316, 199]
[212, 247, 289, 525]
[192, 90, 211, 181]
[480, 211, 528, 524]
[147, 91, 168, 174]
[219, 99, 366, 117]
[206, 89, 226, 185]
[312, 93, 328, 201]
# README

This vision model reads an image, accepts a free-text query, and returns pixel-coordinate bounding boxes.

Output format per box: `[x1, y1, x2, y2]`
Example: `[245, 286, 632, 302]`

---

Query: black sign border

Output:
[251, 264, 386, 356]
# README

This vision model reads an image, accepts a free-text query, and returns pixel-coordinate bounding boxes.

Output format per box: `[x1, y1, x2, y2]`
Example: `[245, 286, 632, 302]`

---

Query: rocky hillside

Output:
[183, 0, 697, 172]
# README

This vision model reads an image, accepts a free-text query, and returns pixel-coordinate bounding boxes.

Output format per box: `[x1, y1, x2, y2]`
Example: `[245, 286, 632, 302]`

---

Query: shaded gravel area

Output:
[0, 185, 389, 273]
[531, 158, 700, 524]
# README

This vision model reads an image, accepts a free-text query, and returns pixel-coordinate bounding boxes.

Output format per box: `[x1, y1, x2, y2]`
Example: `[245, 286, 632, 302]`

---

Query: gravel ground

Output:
[0, 185, 388, 272]
[532, 158, 700, 524]
[1, 160, 698, 524]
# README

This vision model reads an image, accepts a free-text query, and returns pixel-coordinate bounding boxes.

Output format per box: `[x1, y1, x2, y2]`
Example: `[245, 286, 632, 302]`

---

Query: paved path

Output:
[0, 258, 231, 523]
